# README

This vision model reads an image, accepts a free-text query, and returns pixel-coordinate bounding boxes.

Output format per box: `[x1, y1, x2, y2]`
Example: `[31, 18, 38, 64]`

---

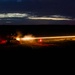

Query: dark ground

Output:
[0, 41, 75, 74]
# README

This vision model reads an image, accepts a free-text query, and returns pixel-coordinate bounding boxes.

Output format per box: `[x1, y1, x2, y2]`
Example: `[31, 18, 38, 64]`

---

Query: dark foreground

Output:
[0, 41, 75, 74]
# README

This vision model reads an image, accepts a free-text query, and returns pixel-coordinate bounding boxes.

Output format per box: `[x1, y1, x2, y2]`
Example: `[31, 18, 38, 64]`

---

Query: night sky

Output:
[0, 0, 75, 25]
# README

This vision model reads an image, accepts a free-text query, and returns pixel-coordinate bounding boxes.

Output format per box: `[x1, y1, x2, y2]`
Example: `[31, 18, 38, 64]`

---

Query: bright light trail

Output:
[16, 35, 75, 41]
[15, 35, 75, 47]
[34, 35, 75, 39]
[28, 17, 72, 20]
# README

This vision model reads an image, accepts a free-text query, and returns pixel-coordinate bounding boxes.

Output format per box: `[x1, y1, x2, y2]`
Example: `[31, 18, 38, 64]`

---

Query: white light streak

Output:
[28, 16, 72, 20]
[0, 13, 28, 18]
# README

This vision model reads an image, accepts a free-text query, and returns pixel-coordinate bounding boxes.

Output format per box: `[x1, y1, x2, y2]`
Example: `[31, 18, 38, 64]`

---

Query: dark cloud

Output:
[0, 0, 75, 24]
[0, 0, 73, 17]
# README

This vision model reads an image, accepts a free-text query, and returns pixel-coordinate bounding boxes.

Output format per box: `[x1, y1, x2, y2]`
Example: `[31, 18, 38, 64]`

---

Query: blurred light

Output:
[16, 37, 20, 41]
[21, 35, 35, 41]
[0, 40, 7, 44]
[0, 13, 28, 18]
[39, 39, 42, 42]
[21, 37, 33, 41]
[28, 16, 72, 20]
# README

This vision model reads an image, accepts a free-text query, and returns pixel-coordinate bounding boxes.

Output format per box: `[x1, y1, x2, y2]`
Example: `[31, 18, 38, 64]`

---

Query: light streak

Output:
[0, 13, 74, 21]
[0, 13, 28, 18]
[15, 35, 75, 47]
[16, 35, 75, 41]
[33, 35, 75, 39]
[28, 17, 72, 20]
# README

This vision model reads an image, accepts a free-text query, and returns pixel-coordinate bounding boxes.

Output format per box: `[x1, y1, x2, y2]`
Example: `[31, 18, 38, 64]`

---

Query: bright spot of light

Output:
[39, 39, 42, 42]
[16, 37, 20, 41]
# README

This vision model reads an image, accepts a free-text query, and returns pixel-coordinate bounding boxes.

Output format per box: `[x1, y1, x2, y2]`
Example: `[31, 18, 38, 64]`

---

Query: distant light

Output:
[39, 39, 42, 42]
[1, 40, 7, 44]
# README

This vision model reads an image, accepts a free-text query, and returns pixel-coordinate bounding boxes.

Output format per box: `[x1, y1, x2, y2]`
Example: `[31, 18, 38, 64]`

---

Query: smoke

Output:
[16, 31, 23, 38]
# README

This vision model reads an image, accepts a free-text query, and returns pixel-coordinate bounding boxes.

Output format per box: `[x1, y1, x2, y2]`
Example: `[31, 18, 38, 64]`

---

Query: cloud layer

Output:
[0, 13, 74, 21]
